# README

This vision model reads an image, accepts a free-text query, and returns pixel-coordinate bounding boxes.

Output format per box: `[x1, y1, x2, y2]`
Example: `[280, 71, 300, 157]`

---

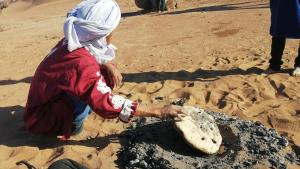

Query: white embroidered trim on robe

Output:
[119, 99, 134, 122]
[96, 76, 111, 94]
[111, 95, 126, 109]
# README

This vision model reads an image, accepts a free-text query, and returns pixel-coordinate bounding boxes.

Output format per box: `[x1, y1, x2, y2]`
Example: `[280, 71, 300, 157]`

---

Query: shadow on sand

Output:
[0, 77, 32, 86]
[0, 106, 121, 152]
[123, 67, 292, 83]
[122, 10, 149, 18]
[0, 67, 293, 85]
[121, 1, 269, 18]
[164, 1, 269, 16]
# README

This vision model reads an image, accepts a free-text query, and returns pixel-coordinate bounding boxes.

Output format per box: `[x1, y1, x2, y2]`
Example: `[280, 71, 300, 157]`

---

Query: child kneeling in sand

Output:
[268, 0, 300, 76]
[23, 0, 185, 140]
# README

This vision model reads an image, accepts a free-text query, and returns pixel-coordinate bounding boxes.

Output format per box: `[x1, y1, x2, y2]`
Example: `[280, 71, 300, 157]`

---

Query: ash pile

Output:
[117, 111, 300, 169]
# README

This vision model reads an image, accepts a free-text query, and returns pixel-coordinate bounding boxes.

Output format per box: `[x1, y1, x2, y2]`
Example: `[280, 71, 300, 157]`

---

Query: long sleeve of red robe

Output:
[24, 40, 138, 138]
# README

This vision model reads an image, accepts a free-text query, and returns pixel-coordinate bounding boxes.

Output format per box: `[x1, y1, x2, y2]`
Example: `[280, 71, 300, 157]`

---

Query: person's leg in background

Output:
[150, 0, 158, 12]
[292, 43, 300, 76]
[268, 37, 286, 71]
[160, 0, 166, 11]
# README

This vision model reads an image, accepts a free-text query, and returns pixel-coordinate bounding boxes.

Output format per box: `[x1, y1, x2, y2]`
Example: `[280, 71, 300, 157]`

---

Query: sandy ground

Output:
[0, 0, 299, 168]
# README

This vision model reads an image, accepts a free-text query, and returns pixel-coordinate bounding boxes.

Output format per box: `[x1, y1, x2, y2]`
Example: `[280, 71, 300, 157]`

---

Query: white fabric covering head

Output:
[64, 0, 121, 64]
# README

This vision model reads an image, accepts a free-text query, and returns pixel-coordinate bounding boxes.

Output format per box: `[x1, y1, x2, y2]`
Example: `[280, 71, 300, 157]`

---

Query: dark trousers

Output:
[269, 37, 300, 70]
[48, 159, 88, 169]
[158, 0, 166, 11]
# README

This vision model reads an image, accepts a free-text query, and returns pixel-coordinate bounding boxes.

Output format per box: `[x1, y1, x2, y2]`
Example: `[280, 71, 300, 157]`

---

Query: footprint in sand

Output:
[0, 25, 5, 32]
[214, 28, 241, 38]
[269, 115, 300, 133]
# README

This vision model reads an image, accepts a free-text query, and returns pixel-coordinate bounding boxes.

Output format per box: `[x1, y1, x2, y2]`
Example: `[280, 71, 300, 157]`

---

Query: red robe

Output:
[24, 40, 137, 138]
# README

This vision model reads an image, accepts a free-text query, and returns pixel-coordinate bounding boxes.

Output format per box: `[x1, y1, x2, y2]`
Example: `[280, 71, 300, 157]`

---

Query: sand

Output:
[0, 0, 300, 168]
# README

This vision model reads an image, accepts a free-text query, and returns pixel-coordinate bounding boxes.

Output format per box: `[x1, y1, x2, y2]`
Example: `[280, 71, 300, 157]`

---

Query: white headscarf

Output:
[64, 0, 121, 64]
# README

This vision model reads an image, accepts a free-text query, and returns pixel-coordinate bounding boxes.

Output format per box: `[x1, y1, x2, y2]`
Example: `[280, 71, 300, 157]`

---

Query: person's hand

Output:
[104, 62, 123, 88]
[106, 32, 113, 44]
[155, 105, 187, 121]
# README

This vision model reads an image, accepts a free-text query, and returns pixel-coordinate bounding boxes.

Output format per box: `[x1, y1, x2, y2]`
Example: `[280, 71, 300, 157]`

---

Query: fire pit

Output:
[117, 111, 299, 169]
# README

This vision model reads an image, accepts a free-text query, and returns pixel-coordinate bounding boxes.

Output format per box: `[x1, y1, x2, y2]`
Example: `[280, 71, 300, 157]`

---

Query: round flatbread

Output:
[174, 106, 222, 154]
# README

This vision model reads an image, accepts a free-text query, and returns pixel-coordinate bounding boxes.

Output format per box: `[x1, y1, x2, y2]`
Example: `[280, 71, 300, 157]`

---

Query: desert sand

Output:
[0, 0, 299, 168]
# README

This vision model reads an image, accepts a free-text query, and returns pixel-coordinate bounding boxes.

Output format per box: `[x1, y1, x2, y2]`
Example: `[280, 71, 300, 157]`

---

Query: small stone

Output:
[243, 161, 251, 167]
[130, 123, 137, 129]
[140, 160, 148, 168]
[87, 154, 92, 160]
[285, 153, 297, 162]
[270, 145, 279, 153]
[252, 160, 259, 165]
[171, 98, 187, 106]
[256, 127, 266, 136]
[177, 156, 183, 160]
[254, 121, 262, 126]
[278, 164, 287, 169]
[129, 159, 140, 166]
[187, 82, 195, 87]
[155, 96, 164, 100]
[279, 137, 289, 147]
[269, 128, 277, 137]
[259, 150, 268, 155]
[263, 136, 271, 142]
[234, 165, 242, 169]
[268, 158, 279, 167]
[193, 162, 201, 168]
